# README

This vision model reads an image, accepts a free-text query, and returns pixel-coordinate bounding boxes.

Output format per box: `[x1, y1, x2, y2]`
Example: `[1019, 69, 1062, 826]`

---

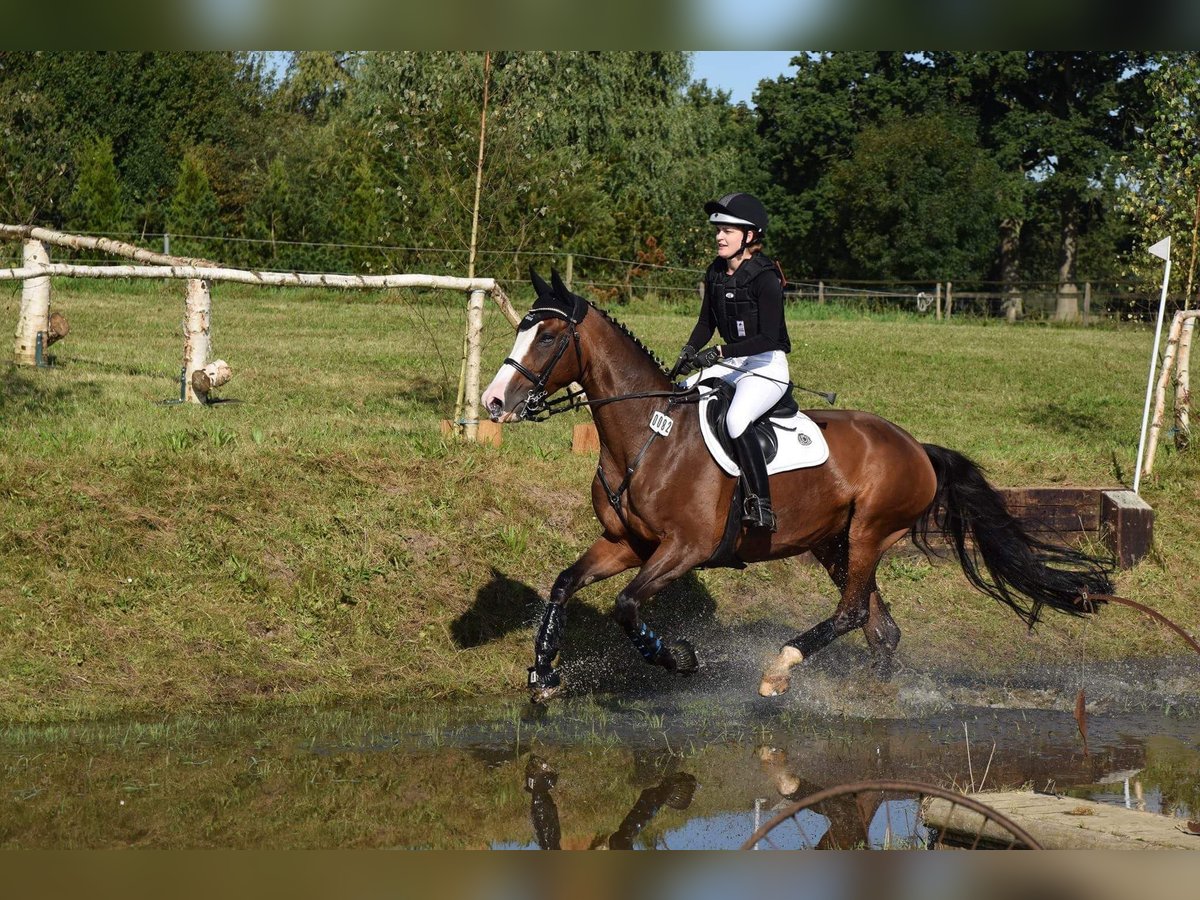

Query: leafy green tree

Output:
[827, 113, 1005, 281]
[753, 52, 941, 276]
[0, 52, 73, 226]
[167, 149, 221, 258]
[0, 52, 272, 233]
[935, 52, 1147, 313]
[63, 135, 127, 236]
[1119, 52, 1200, 298]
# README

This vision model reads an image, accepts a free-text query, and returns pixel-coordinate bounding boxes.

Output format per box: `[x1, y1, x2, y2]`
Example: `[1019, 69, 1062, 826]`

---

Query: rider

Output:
[671, 192, 790, 533]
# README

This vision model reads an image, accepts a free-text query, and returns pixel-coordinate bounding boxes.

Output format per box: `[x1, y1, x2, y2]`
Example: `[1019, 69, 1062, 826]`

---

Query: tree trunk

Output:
[12, 239, 50, 366]
[463, 289, 486, 442]
[999, 217, 1024, 321]
[1054, 216, 1080, 321]
[182, 279, 212, 404]
[1144, 312, 1185, 477]
[1175, 315, 1196, 450]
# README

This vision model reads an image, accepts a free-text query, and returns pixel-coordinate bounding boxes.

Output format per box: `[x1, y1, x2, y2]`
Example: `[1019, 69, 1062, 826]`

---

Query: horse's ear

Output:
[550, 268, 570, 301]
[529, 266, 551, 298]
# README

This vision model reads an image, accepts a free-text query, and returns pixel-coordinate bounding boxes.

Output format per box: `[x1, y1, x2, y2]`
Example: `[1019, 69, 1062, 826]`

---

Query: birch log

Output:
[1174, 315, 1196, 449]
[1142, 312, 1185, 478]
[46, 312, 69, 346]
[191, 359, 232, 397]
[0, 223, 214, 266]
[12, 240, 50, 366]
[463, 289, 486, 441]
[183, 279, 211, 404]
[0, 262, 495, 293]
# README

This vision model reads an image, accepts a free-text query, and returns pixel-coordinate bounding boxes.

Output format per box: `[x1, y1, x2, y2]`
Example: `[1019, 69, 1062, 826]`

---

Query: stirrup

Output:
[742, 495, 777, 533]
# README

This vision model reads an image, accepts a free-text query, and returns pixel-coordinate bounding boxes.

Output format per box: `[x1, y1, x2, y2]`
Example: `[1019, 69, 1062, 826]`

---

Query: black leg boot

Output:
[733, 430, 777, 532]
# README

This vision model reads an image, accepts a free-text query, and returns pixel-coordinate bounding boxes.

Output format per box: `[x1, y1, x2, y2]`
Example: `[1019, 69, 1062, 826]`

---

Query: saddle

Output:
[701, 378, 799, 466]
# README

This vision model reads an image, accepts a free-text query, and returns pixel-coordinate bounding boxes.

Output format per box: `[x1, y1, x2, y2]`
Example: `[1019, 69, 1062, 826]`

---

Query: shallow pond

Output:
[3, 656, 1197, 849]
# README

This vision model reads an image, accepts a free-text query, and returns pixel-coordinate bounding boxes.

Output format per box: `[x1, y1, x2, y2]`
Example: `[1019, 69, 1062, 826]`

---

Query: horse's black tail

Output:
[911, 444, 1115, 627]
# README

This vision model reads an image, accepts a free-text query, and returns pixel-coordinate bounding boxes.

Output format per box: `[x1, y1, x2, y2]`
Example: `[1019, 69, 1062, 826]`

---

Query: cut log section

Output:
[190, 359, 232, 399]
[45, 311, 70, 347]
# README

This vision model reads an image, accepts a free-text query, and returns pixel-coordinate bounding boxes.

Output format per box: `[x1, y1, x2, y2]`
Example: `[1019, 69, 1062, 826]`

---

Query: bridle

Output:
[503, 303, 710, 423]
[502, 307, 587, 421]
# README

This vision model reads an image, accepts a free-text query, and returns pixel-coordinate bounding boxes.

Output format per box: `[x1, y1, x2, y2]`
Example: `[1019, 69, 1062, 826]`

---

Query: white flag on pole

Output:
[1148, 236, 1171, 261]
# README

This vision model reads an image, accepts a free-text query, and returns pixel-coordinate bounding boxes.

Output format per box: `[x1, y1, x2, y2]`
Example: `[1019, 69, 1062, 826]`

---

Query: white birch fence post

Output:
[182, 278, 212, 404]
[1174, 314, 1196, 448]
[1142, 311, 1185, 478]
[12, 239, 50, 366]
[463, 288, 486, 441]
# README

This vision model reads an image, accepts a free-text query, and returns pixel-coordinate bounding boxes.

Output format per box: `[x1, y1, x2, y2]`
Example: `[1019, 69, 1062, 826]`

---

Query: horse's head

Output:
[482, 268, 588, 423]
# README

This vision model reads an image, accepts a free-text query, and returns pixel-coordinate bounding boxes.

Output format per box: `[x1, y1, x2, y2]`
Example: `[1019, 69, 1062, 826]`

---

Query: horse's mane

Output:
[588, 302, 667, 374]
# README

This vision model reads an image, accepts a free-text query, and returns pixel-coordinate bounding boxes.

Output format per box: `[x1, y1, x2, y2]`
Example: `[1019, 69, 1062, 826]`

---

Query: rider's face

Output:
[715, 225, 753, 259]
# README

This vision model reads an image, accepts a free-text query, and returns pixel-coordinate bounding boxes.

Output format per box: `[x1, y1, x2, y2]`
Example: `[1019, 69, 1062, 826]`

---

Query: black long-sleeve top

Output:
[685, 257, 788, 358]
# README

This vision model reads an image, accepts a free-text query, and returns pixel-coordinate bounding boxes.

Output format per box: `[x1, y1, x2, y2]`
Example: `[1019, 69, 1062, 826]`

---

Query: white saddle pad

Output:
[696, 390, 830, 477]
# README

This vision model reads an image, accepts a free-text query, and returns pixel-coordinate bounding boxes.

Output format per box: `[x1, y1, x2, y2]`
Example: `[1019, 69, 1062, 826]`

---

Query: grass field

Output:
[2, 278, 1198, 723]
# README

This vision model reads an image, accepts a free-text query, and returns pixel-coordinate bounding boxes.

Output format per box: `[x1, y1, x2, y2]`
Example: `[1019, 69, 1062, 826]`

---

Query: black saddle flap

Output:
[701, 378, 796, 466]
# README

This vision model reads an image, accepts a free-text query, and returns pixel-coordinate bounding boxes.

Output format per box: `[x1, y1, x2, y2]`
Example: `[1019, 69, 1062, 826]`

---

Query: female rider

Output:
[671, 192, 790, 533]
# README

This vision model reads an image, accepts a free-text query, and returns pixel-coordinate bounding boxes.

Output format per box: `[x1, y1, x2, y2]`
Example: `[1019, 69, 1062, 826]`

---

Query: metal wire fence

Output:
[3, 231, 1184, 323]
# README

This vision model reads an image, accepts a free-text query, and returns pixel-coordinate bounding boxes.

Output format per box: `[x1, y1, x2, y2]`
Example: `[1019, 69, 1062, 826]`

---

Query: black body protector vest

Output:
[705, 253, 791, 353]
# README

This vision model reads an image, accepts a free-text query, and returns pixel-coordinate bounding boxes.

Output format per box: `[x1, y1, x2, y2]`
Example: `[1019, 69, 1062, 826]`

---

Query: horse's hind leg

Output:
[760, 527, 907, 697]
[864, 585, 901, 678]
[529, 537, 641, 703]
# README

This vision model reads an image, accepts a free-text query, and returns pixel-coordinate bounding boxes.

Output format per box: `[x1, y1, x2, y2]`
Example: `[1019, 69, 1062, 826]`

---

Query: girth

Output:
[700, 377, 798, 466]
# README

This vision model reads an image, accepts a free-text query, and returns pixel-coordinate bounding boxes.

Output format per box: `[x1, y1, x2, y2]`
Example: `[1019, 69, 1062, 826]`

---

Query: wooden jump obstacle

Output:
[924, 789, 1200, 850]
[991, 487, 1153, 569]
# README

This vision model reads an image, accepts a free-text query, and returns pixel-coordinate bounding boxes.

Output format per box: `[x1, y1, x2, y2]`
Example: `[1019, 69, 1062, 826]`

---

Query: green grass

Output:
[1, 278, 1198, 723]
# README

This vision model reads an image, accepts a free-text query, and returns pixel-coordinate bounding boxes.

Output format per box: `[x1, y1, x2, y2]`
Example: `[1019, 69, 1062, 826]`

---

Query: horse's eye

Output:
[539, 334, 555, 345]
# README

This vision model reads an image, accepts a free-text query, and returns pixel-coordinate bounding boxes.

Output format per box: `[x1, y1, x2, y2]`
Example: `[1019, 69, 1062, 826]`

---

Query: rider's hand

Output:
[669, 345, 696, 379]
[693, 346, 722, 369]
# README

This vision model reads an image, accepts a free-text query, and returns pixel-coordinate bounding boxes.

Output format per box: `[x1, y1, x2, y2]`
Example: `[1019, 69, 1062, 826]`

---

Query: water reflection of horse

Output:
[482, 271, 1114, 703]
[524, 755, 697, 850]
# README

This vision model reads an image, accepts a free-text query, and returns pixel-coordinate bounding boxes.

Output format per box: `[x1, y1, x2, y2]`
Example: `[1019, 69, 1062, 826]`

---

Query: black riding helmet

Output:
[704, 192, 768, 236]
[705, 193, 768, 259]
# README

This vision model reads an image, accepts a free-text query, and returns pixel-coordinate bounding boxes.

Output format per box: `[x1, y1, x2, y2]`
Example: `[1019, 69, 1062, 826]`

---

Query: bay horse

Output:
[482, 270, 1114, 703]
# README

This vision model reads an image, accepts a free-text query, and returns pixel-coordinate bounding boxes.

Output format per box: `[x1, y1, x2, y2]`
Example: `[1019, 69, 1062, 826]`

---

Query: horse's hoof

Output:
[759, 646, 804, 697]
[528, 666, 564, 704]
[530, 683, 565, 705]
[668, 639, 700, 676]
[758, 674, 790, 697]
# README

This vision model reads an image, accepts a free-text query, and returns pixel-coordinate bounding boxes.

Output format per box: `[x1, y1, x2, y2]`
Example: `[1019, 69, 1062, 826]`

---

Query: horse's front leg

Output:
[529, 536, 641, 703]
[613, 544, 704, 676]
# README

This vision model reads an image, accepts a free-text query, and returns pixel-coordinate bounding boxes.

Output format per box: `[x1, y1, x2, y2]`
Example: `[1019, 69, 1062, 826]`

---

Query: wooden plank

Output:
[1101, 490, 1154, 567]
[925, 790, 1199, 850]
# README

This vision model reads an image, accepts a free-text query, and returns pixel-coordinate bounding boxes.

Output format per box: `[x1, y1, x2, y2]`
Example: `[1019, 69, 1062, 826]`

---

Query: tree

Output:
[827, 112, 1006, 281]
[1120, 52, 1200, 449]
[935, 52, 1147, 315]
[753, 52, 941, 276]
[167, 149, 221, 258]
[63, 135, 127, 236]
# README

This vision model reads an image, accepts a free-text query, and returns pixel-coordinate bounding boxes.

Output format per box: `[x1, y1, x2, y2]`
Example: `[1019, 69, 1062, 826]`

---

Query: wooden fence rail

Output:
[2, 228, 515, 440]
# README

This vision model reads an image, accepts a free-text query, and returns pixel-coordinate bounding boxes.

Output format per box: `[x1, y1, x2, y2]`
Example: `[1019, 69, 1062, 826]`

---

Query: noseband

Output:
[503, 308, 585, 421]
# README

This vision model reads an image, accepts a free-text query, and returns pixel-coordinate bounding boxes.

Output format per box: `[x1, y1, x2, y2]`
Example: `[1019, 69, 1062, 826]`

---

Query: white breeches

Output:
[703, 350, 790, 438]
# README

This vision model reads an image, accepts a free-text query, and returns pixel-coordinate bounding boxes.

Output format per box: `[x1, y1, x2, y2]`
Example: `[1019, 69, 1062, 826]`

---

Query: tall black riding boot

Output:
[733, 430, 777, 533]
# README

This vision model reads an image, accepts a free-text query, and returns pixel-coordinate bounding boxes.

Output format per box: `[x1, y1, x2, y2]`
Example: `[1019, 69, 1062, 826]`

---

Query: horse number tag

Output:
[736, 320, 746, 337]
[649, 411, 674, 437]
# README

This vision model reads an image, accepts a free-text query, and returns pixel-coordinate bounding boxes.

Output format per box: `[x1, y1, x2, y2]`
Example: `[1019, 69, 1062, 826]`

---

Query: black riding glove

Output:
[668, 345, 696, 379]
[693, 346, 722, 370]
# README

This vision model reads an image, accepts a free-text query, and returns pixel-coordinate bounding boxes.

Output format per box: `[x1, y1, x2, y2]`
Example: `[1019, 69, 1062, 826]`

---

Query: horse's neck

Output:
[581, 323, 671, 467]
